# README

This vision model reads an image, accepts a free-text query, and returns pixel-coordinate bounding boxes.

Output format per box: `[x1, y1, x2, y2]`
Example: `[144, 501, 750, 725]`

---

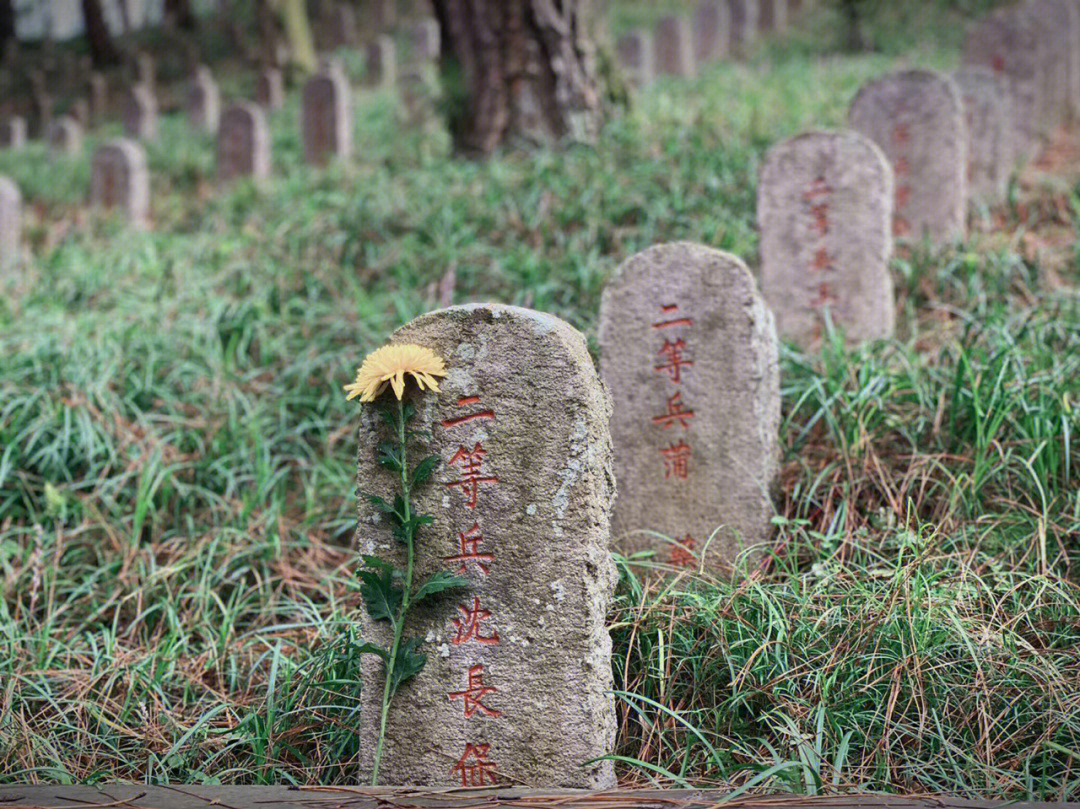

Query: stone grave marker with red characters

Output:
[217, 102, 271, 183]
[654, 15, 694, 78]
[953, 66, 1015, 204]
[598, 242, 780, 572]
[357, 304, 617, 788]
[301, 65, 352, 166]
[91, 138, 149, 228]
[848, 69, 967, 247]
[759, 130, 894, 346]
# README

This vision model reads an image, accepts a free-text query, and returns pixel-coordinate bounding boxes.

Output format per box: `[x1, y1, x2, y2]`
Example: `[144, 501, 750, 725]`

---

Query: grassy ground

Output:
[2, 0, 1080, 798]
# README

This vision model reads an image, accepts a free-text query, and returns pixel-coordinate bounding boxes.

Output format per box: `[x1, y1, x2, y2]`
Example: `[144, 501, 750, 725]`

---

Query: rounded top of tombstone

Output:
[762, 127, 892, 177]
[394, 303, 583, 346]
[850, 68, 963, 116]
[95, 137, 148, 168]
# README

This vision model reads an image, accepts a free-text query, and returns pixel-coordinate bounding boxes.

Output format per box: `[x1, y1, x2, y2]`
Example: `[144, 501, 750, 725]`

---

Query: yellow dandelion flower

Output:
[344, 343, 447, 403]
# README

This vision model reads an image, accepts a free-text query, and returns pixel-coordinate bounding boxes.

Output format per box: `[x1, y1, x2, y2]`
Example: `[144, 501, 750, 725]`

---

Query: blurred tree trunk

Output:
[0, 0, 15, 59]
[431, 0, 607, 155]
[82, 0, 120, 66]
[279, 0, 316, 72]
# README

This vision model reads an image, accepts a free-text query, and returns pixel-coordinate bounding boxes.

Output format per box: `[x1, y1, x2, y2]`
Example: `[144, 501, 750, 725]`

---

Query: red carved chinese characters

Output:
[444, 522, 494, 576]
[802, 175, 839, 318]
[450, 597, 500, 645]
[660, 440, 692, 480]
[452, 743, 498, 786]
[449, 664, 502, 718]
[891, 124, 913, 237]
[440, 395, 503, 785]
[650, 304, 695, 486]
[651, 391, 695, 429]
[446, 443, 498, 509]
[669, 535, 696, 567]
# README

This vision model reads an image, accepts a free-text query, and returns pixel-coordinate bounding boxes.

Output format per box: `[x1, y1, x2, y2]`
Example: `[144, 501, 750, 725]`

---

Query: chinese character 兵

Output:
[444, 522, 494, 576]
[651, 391, 696, 429]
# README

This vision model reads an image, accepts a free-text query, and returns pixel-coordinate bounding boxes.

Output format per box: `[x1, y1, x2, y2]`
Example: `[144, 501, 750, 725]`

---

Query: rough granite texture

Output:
[302, 67, 353, 166]
[187, 66, 221, 133]
[598, 243, 780, 572]
[1021, 0, 1080, 126]
[693, 1, 728, 65]
[654, 16, 694, 78]
[848, 69, 967, 247]
[91, 138, 149, 228]
[617, 30, 654, 88]
[357, 304, 618, 789]
[759, 130, 895, 346]
[47, 116, 82, 155]
[962, 5, 1046, 156]
[217, 102, 271, 183]
[953, 66, 1015, 204]
[0, 176, 21, 267]
[122, 83, 158, 141]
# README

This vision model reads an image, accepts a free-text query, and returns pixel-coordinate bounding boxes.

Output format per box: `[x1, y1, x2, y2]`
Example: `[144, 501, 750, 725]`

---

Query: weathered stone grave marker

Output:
[848, 69, 967, 247]
[217, 102, 271, 183]
[134, 52, 155, 89]
[963, 5, 1045, 156]
[1022, 0, 1078, 128]
[357, 303, 617, 788]
[408, 18, 441, 64]
[89, 72, 108, 124]
[654, 16, 694, 78]
[91, 138, 150, 228]
[598, 243, 780, 571]
[0, 116, 26, 148]
[0, 176, 21, 270]
[616, 30, 653, 88]
[69, 98, 89, 127]
[759, 0, 787, 33]
[301, 65, 352, 166]
[256, 67, 285, 110]
[187, 65, 221, 133]
[123, 83, 158, 141]
[953, 66, 1014, 204]
[693, 1, 729, 65]
[366, 35, 397, 87]
[759, 130, 895, 346]
[47, 116, 83, 155]
[329, 2, 359, 48]
[727, 0, 759, 54]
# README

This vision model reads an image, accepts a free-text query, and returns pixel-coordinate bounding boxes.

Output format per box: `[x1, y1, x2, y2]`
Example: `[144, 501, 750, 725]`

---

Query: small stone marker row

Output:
[623, 0, 800, 85]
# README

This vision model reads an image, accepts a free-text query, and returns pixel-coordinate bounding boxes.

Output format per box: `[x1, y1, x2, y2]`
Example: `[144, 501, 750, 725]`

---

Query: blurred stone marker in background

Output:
[134, 52, 155, 90]
[91, 138, 150, 228]
[654, 15, 694, 78]
[409, 17, 441, 64]
[759, 130, 895, 346]
[89, 73, 108, 124]
[598, 242, 780, 572]
[357, 303, 618, 789]
[302, 65, 352, 166]
[187, 65, 221, 133]
[963, 5, 1045, 156]
[848, 69, 967, 247]
[953, 66, 1015, 204]
[759, 0, 787, 33]
[218, 102, 271, 184]
[727, 0, 759, 54]
[366, 35, 397, 87]
[616, 30, 653, 88]
[0, 176, 21, 270]
[47, 115, 82, 155]
[122, 83, 158, 141]
[0, 117, 26, 148]
[256, 67, 285, 110]
[693, 1, 729, 65]
[1022, 0, 1078, 128]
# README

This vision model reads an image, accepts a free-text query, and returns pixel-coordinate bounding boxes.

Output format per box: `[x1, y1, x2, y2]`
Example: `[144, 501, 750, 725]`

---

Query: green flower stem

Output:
[370, 396, 416, 787]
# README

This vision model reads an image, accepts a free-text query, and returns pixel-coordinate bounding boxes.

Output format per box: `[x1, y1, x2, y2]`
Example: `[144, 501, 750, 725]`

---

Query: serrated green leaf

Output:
[402, 402, 416, 423]
[355, 642, 390, 662]
[378, 404, 397, 428]
[411, 455, 441, 487]
[377, 441, 403, 472]
[359, 567, 402, 623]
[361, 555, 396, 575]
[367, 494, 399, 518]
[389, 637, 426, 695]
[413, 570, 468, 605]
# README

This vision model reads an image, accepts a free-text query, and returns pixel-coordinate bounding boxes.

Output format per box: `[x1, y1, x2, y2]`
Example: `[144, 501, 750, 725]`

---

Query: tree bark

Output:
[0, 0, 15, 60]
[82, 0, 120, 66]
[431, 0, 606, 155]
